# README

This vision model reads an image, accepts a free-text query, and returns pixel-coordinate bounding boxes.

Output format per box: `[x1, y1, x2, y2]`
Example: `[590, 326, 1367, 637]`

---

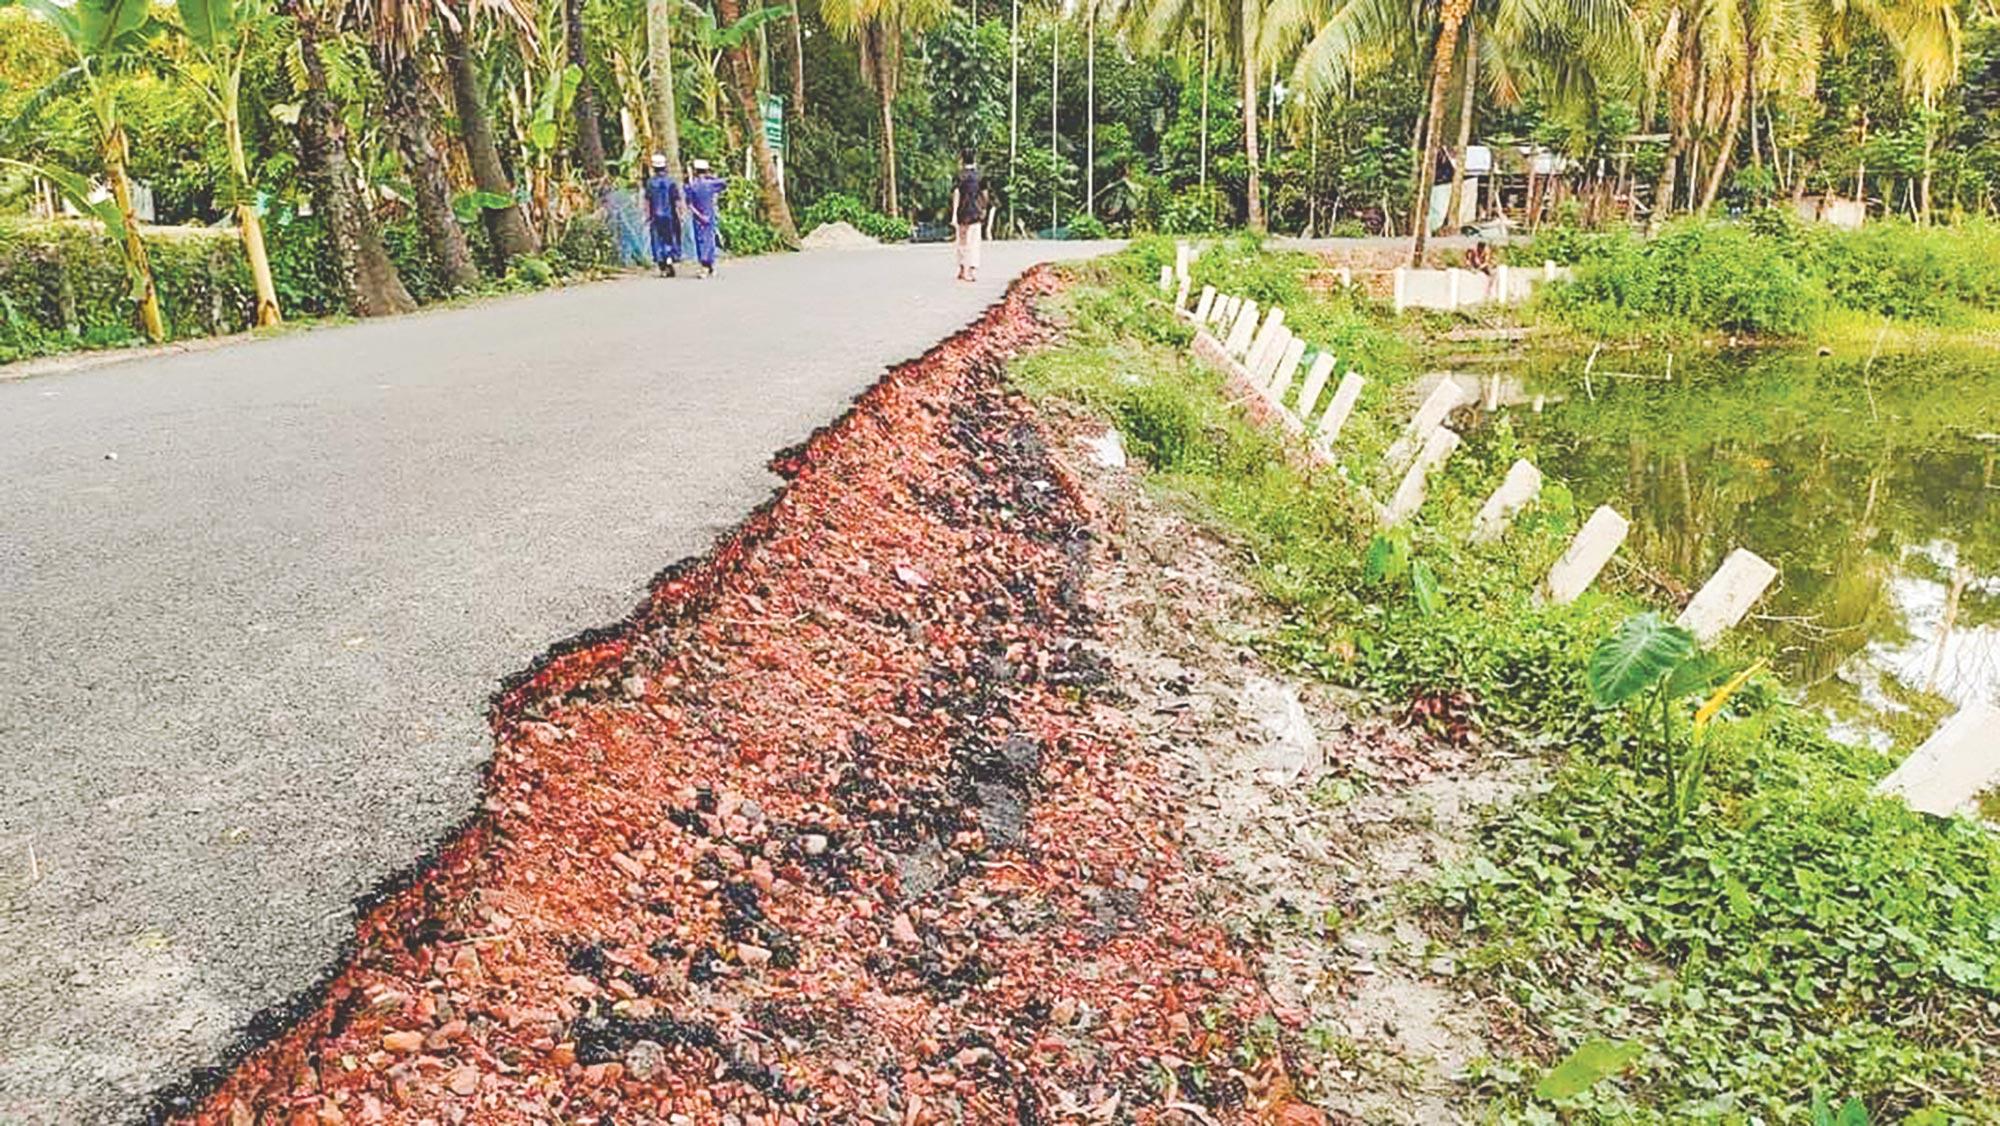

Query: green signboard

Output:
[760, 94, 784, 157]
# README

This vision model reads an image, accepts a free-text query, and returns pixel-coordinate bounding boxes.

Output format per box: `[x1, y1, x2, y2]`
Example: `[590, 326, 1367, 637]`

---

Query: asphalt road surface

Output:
[0, 240, 1115, 1123]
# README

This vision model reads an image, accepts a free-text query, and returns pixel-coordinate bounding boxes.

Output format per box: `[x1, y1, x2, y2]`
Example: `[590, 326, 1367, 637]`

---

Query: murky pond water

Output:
[1478, 346, 2000, 749]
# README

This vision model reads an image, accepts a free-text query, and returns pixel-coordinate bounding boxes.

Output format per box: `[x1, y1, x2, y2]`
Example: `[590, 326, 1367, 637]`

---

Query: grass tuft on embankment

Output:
[1018, 237, 2000, 1123]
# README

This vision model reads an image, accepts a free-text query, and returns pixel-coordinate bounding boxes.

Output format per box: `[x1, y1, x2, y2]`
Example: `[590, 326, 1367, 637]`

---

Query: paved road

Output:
[0, 241, 1114, 1123]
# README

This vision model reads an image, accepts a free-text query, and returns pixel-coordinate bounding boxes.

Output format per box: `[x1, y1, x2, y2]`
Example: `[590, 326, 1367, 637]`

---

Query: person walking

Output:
[949, 151, 989, 283]
[682, 159, 729, 278]
[643, 153, 682, 277]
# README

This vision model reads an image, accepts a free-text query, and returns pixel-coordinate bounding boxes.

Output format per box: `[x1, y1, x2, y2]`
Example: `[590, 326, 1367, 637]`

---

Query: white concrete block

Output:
[1469, 460, 1543, 545]
[1875, 703, 2000, 818]
[1249, 326, 1291, 387]
[1382, 426, 1460, 526]
[1313, 371, 1366, 449]
[1676, 548, 1778, 645]
[1384, 379, 1469, 472]
[1545, 506, 1630, 605]
[1295, 354, 1337, 420]
[1392, 267, 1408, 314]
[1192, 286, 1217, 323]
[1159, 264, 1174, 292]
[1244, 308, 1288, 380]
[1268, 337, 1306, 405]
[1175, 272, 1192, 312]
[1224, 299, 1261, 356]
[1175, 242, 1192, 283]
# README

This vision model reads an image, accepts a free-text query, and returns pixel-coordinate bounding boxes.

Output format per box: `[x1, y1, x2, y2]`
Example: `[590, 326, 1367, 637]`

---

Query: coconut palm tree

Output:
[281, 0, 418, 315]
[1139, 0, 1272, 231]
[710, 0, 800, 242]
[352, 0, 482, 290]
[439, 0, 541, 259]
[818, 0, 951, 217]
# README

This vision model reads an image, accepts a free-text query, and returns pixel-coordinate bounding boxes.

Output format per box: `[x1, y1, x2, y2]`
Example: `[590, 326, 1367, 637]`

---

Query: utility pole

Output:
[1051, 17, 1060, 230]
[1009, 0, 1019, 235]
[1086, 1, 1095, 216]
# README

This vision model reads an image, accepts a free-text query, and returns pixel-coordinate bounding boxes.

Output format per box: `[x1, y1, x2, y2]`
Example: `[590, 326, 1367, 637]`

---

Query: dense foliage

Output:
[1532, 213, 2000, 336]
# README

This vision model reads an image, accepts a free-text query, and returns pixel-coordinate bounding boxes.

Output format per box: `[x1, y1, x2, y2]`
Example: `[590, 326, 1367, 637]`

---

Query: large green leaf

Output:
[1587, 612, 1695, 707]
[702, 3, 792, 49]
[0, 158, 125, 242]
[1535, 1037, 1641, 1100]
[175, 0, 236, 49]
[18, 0, 85, 49]
[75, 0, 153, 56]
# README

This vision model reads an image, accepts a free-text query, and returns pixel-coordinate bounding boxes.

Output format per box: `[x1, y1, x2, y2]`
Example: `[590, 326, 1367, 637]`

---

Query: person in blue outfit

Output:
[682, 158, 728, 278]
[643, 153, 681, 277]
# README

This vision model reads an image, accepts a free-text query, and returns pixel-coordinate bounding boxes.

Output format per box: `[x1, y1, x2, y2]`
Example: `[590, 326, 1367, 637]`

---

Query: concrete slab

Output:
[1545, 506, 1630, 604]
[1676, 548, 1778, 644]
[1469, 460, 1543, 545]
[1875, 703, 2000, 818]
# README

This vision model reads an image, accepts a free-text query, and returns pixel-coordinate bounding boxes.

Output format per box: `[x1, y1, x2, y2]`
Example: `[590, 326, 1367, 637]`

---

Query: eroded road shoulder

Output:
[168, 270, 1301, 1124]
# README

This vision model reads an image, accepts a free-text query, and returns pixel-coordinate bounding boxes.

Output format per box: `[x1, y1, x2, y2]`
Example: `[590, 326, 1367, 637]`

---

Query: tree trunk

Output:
[1697, 80, 1743, 214]
[285, 0, 415, 316]
[566, 0, 610, 182]
[381, 51, 481, 291]
[222, 102, 281, 326]
[1410, 0, 1468, 265]
[1653, 139, 1680, 224]
[444, 13, 540, 259]
[790, 7, 807, 121]
[1238, 4, 1263, 232]
[104, 124, 166, 342]
[879, 43, 901, 217]
[646, 0, 685, 176]
[716, 0, 799, 244]
[1443, 20, 1476, 230]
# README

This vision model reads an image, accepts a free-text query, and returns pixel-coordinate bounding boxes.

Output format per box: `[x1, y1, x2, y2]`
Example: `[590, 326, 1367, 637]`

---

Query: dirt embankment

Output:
[158, 270, 1302, 1125]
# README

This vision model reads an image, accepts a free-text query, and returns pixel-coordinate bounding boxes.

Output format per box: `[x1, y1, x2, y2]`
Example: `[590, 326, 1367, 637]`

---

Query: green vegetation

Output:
[1530, 214, 2000, 338]
[7, 0, 1999, 358]
[1015, 239, 2000, 1122]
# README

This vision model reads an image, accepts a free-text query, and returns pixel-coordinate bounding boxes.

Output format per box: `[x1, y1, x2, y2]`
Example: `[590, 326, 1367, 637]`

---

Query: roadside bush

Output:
[1538, 219, 1824, 337]
[1065, 213, 1109, 240]
[0, 220, 259, 361]
[718, 198, 782, 257]
[797, 192, 912, 242]
[551, 212, 621, 274]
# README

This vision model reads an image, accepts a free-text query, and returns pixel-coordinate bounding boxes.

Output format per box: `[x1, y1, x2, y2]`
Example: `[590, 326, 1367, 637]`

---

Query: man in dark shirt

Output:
[950, 151, 989, 282]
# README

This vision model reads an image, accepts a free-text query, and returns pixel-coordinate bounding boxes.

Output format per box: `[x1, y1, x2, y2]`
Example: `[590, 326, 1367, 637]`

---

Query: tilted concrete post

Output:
[1192, 286, 1217, 323]
[1676, 548, 1778, 645]
[1384, 379, 1469, 473]
[1314, 372, 1366, 449]
[1175, 272, 1192, 312]
[1268, 337, 1307, 406]
[1295, 354, 1337, 420]
[1382, 427, 1460, 526]
[1224, 299, 1261, 356]
[1875, 703, 2000, 817]
[1244, 308, 1288, 381]
[1158, 265, 1174, 293]
[1393, 267, 1408, 314]
[1469, 460, 1543, 545]
[1545, 506, 1630, 605]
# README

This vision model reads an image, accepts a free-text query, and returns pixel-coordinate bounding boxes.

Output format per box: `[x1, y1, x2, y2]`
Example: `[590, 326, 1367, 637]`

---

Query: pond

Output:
[1474, 345, 2000, 750]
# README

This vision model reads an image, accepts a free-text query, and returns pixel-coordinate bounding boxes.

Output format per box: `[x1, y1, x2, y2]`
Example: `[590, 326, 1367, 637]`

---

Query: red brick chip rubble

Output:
[172, 269, 1303, 1125]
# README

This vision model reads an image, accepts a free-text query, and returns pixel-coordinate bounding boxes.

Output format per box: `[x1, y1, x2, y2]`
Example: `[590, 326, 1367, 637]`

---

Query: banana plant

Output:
[5, 0, 170, 342]
[1586, 612, 1760, 826]
[168, 0, 283, 326]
